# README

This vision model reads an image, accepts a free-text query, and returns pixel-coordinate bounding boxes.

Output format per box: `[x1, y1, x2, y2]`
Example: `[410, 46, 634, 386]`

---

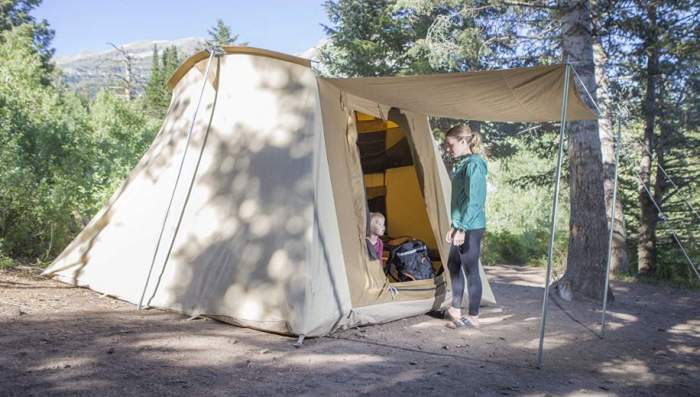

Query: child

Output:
[367, 212, 386, 266]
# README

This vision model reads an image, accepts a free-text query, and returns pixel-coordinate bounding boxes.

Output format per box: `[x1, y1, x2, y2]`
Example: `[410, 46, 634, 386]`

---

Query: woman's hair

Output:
[446, 124, 482, 155]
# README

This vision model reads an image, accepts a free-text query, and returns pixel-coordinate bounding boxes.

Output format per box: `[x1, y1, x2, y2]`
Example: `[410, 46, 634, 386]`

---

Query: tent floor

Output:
[1, 264, 698, 396]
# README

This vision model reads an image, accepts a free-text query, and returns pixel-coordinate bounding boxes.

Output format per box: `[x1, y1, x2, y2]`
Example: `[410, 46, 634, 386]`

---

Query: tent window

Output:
[354, 111, 442, 281]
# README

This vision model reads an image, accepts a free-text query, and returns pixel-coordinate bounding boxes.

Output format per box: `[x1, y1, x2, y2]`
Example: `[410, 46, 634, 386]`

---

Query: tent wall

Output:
[45, 54, 353, 336]
[317, 79, 387, 309]
[43, 58, 220, 305]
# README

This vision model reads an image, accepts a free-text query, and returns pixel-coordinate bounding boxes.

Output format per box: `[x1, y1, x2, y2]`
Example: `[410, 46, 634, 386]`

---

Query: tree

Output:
[321, 0, 520, 77]
[615, 0, 700, 279]
[0, 26, 93, 260]
[144, 45, 162, 112]
[636, 1, 661, 275]
[107, 42, 136, 101]
[0, 24, 160, 263]
[204, 19, 244, 48]
[548, 0, 611, 302]
[143, 45, 180, 117]
[0, 0, 54, 75]
[591, 0, 629, 274]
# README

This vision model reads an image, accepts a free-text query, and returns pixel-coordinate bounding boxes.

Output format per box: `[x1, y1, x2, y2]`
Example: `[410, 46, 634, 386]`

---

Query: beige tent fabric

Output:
[146, 55, 333, 334]
[45, 54, 353, 336]
[44, 59, 220, 305]
[317, 79, 385, 308]
[323, 64, 596, 122]
[167, 46, 311, 89]
[44, 47, 589, 336]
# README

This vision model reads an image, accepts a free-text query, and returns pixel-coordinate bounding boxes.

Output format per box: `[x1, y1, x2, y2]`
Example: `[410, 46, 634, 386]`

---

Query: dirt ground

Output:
[1, 264, 698, 397]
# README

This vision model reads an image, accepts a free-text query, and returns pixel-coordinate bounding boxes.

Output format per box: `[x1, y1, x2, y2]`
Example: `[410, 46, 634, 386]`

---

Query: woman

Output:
[443, 124, 487, 328]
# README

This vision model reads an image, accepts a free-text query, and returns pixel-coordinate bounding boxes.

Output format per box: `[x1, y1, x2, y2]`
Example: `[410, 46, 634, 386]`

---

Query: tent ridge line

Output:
[168, 46, 311, 90]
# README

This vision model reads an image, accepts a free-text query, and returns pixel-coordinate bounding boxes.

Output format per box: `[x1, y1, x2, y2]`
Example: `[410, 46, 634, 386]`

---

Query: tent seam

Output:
[499, 72, 531, 119]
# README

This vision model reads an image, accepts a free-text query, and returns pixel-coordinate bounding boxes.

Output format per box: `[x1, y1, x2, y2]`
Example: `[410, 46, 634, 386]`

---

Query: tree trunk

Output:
[592, 27, 629, 274]
[637, 2, 659, 275]
[556, 0, 612, 303]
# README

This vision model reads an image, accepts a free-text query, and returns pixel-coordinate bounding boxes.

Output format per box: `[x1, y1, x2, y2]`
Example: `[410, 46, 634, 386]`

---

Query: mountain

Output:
[55, 37, 204, 98]
[55, 38, 324, 98]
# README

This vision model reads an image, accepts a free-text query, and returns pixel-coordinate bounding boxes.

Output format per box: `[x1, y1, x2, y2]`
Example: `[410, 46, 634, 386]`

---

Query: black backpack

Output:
[386, 239, 434, 282]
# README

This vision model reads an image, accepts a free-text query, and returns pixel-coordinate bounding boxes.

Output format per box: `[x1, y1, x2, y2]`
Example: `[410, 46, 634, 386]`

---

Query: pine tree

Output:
[554, 0, 611, 303]
[613, 0, 700, 280]
[0, 0, 55, 77]
[144, 45, 180, 117]
[205, 19, 242, 48]
[144, 44, 162, 113]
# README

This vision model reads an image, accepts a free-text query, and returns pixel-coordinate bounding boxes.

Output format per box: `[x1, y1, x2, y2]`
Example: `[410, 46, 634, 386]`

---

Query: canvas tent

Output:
[43, 46, 596, 338]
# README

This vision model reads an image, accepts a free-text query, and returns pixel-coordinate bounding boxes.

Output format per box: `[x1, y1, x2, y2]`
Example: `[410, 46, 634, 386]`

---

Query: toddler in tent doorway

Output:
[367, 212, 386, 267]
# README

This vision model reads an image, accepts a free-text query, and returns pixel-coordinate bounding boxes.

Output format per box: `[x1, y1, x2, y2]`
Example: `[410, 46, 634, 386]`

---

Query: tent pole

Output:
[137, 48, 217, 310]
[601, 118, 621, 337]
[536, 64, 571, 368]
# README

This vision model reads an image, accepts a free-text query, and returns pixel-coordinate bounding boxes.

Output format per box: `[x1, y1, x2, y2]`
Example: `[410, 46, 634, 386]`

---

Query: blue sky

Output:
[32, 0, 330, 57]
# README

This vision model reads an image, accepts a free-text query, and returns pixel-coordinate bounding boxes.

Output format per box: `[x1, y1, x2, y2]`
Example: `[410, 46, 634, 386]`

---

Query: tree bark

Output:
[637, 2, 659, 275]
[556, 0, 612, 303]
[592, 21, 629, 274]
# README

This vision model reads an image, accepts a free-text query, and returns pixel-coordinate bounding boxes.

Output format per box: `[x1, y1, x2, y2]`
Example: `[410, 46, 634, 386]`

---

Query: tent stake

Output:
[537, 64, 571, 368]
[601, 117, 621, 337]
[137, 48, 218, 310]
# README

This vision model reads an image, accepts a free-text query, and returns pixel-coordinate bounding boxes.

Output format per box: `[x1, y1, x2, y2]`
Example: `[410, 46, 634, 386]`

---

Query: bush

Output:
[0, 28, 159, 263]
[482, 229, 567, 267]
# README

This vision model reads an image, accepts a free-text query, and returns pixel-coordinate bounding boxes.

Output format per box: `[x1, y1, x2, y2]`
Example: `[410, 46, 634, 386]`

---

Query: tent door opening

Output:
[354, 111, 444, 284]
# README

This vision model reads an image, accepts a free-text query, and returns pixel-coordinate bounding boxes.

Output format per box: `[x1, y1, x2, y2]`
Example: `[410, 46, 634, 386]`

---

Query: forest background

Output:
[1, 0, 697, 292]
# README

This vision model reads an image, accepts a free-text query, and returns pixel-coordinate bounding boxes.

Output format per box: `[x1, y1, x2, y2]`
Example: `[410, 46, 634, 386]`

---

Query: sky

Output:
[32, 0, 330, 57]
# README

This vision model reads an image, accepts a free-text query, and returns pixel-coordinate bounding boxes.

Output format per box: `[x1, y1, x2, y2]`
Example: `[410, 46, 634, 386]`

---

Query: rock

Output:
[556, 280, 573, 302]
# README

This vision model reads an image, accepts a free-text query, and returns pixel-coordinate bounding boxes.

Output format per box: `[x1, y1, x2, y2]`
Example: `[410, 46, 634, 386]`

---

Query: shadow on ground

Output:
[0, 265, 697, 396]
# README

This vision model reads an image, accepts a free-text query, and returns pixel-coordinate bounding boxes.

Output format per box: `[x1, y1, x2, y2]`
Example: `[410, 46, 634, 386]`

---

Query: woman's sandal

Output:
[445, 311, 468, 328]
[460, 316, 480, 328]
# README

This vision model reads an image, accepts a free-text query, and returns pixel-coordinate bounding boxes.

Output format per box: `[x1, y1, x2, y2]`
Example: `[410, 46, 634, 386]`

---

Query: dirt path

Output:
[1, 265, 698, 396]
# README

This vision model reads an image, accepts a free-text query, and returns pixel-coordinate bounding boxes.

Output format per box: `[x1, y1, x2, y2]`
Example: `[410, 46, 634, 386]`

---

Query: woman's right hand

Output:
[445, 227, 455, 243]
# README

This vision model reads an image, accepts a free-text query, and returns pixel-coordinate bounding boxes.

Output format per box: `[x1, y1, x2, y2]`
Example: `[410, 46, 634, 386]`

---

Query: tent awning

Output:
[322, 64, 596, 123]
[168, 46, 595, 123]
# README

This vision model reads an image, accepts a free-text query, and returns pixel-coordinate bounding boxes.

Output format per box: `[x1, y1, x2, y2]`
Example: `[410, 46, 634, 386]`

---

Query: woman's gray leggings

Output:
[447, 228, 485, 316]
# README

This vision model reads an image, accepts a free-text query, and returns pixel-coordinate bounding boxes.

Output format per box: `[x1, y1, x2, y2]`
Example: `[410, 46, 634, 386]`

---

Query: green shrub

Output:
[482, 229, 567, 267]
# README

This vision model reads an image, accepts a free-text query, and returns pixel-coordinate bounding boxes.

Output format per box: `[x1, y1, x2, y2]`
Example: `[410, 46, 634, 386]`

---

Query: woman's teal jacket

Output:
[450, 154, 487, 231]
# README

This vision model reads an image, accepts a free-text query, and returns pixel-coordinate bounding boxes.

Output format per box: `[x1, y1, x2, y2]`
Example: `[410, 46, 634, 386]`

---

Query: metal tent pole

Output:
[137, 48, 218, 310]
[601, 117, 622, 337]
[536, 63, 571, 368]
